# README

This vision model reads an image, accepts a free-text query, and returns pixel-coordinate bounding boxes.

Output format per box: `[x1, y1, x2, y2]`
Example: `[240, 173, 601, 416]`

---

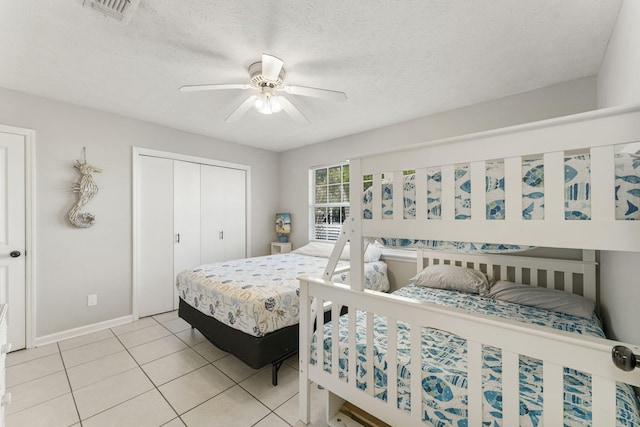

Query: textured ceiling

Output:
[0, 1, 622, 152]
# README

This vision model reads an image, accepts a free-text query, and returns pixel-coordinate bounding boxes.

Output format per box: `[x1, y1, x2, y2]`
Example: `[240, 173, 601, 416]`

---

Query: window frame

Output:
[309, 162, 350, 242]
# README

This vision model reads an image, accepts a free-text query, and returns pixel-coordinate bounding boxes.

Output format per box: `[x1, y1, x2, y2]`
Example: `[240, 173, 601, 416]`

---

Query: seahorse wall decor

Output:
[68, 148, 102, 228]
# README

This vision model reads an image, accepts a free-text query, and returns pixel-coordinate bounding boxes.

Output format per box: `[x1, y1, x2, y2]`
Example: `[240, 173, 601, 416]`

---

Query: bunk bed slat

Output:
[500, 265, 508, 281]
[415, 168, 428, 221]
[564, 271, 573, 294]
[392, 171, 403, 220]
[387, 317, 398, 412]
[530, 268, 538, 286]
[543, 151, 564, 221]
[365, 312, 375, 396]
[486, 263, 494, 281]
[592, 375, 617, 426]
[348, 308, 357, 387]
[315, 297, 325, 373]
[467, 340, 483, 426]
[441, 165, 456, 220]
[372, 173, 382, 220]
[543, 360, 564, 426]
[502, 350, 520, 426]
[546, 269, 555, 289]
[591, 145, 616, 221]
[515, 267, 523, 284]
[504, 156, 522, 221]
[470, 161, 485, 220]
[331, 303, 340, 377]
[410, 323, 422, 421]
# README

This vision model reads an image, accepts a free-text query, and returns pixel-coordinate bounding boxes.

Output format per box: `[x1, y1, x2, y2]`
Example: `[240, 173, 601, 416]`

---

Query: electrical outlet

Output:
[87, 294, 98, 306]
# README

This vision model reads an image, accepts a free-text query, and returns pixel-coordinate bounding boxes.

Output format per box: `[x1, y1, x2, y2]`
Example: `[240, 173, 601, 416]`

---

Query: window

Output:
[311, 163, 350, 241]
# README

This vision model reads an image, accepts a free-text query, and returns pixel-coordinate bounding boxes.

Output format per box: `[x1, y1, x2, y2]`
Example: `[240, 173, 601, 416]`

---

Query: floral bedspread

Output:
[176, 253, 389, 337]
[311, 285, 640, 426]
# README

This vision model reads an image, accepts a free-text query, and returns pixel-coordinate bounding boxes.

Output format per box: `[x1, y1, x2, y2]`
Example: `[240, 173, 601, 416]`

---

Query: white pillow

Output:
[487, 280, 595, 319]
[291, 241, 384, 262]
[291, 241, 335, 258]
[410, 264, 490, 295]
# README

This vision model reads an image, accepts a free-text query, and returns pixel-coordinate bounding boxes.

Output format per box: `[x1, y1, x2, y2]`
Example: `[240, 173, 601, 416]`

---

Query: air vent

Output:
[82, 0, 139, 22]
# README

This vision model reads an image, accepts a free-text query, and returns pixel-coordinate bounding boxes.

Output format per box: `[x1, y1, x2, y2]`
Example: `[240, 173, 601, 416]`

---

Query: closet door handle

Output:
[219, 231, 224, 240]
[175, 233, 180, 243]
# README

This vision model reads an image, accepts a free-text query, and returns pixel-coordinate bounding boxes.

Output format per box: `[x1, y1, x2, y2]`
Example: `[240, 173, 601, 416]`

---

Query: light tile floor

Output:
[5, 311, 328, 427]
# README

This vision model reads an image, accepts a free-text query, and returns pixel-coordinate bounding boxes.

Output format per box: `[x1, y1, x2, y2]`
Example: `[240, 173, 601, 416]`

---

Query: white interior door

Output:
[173, 161, 201, 309]
[0, 131, 26, 350]
[138, 156, 174, 317]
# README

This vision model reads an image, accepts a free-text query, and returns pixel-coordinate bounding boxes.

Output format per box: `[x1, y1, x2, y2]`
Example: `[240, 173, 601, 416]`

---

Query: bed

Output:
[176, 242, 389, 385]
[299, 104, 640, 426]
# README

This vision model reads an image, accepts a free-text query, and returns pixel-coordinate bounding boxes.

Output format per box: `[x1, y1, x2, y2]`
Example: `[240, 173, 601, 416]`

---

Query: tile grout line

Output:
[106, 318, 184, 424]
[56, 341, 84, 426]
[236, 366, 298, 427]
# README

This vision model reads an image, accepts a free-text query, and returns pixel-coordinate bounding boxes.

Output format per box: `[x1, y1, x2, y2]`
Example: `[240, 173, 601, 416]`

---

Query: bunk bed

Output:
[176, 242, 389, 385]
[298, 104, 640, 426]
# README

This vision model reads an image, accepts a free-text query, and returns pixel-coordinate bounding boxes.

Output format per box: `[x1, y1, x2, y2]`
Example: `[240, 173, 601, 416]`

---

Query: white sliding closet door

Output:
[201, 166, 246, 263]
[173, 161, 201, 309]
[137, 150, 248, 318]
[221, 168, 246, 260]
[138, 156, 174, 317]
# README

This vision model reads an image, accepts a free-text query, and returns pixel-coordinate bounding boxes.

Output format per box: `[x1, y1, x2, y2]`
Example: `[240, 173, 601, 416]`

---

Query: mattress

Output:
[311, 285, 640, 426]
[176, 253, 389, 337]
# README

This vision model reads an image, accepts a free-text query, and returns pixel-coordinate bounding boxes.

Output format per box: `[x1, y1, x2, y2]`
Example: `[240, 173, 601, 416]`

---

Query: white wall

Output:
[0, 87, 279, 339]
[597, 0, 640, 108]
[596, 0, 640, 345]
[599, 252, 640, 344]
[279, 76, 597, 248]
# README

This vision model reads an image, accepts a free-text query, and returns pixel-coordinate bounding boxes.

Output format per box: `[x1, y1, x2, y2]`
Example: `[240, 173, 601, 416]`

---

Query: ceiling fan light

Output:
[270, 96, 282, 113]
[255, 93, 282, 115]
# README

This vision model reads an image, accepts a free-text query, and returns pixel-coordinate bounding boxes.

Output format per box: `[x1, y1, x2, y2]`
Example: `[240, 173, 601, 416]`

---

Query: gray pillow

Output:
[487, 280, 595, 319]
[410, 264, 490, 295]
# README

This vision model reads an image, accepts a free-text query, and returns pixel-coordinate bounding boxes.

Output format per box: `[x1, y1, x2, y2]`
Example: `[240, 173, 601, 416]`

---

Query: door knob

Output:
[612, 345, 640, 371]
[9, 251, 21, 258]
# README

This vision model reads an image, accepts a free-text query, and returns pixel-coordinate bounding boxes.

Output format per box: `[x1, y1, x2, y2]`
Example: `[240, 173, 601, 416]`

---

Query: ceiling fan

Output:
[179, 53, 347, 125]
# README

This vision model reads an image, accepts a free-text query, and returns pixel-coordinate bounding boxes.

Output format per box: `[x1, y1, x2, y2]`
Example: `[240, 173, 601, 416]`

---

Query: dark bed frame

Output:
[179, 297, 348, 386]
[178, 298, 298, 386]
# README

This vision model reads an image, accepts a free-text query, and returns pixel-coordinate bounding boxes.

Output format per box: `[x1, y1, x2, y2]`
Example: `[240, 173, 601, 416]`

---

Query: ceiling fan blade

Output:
[261, 53, 284, 82]
[226, 96, 257, 123]
[279, 96, 310, 125]
[179, 83, 251, 92]
[282, 85, 347, 102]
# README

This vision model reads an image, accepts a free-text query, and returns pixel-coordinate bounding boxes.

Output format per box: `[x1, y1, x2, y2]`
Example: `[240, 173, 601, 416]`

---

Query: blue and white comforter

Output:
[311, 285, 640, 426]
[176, 253, 389, 337]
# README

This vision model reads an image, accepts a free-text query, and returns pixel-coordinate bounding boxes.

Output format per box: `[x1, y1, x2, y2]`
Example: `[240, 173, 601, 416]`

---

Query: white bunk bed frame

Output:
[299, 105, 640, 426]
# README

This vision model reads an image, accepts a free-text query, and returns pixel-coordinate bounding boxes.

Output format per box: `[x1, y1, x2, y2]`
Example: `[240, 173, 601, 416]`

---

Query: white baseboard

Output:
[34, 315, 134, 347]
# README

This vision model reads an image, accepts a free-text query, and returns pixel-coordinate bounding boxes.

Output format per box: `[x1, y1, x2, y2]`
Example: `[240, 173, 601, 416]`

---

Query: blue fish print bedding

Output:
[310, 285, 640, 426]
[363, 153, 640, 223]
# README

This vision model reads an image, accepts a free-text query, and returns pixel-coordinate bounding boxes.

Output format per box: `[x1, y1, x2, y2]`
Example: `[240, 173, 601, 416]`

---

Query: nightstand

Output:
[271, 241, 292, 255]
